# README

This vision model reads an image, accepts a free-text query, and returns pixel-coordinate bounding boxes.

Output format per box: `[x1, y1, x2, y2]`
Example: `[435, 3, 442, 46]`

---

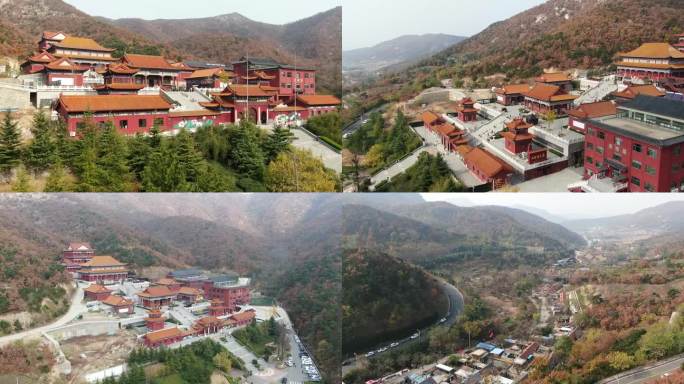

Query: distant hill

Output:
[425, 0, 684, 79]
[342, 249, 447, 354]
[0, 1, 341, 94]
[564, 201, 684, 236]
[343, 34, 466, 72]
[343, 202, 581, 269]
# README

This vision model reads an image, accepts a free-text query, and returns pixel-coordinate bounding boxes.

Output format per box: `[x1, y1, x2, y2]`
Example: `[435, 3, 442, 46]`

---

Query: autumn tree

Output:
[265, 148, 338, 192]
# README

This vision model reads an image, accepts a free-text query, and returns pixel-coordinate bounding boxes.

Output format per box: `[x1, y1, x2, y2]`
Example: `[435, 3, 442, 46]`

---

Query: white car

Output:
[390, 342, 399, 348]
[410, 333, 419, 339]
[440, 318, 447, 323]
[365, 351, 375, 357]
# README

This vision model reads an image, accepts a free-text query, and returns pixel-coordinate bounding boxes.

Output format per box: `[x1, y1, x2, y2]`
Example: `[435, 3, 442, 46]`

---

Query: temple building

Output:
[524, 83, 578, 116]
[227, 309, 257, 327]
[177, 287, 203, 304]
[454, 97, 478, 122]
[94, 64, 144, 95]
[675, 34, 684, 53]
[192, 316, 225, 336]
[56, 94, 173, 136]
[535, 72, 573, 92]
[233, 57, 316, 102]
[84, 284, 112, 301]
[143, 327, 187, 348]
[101, 295, 134, 315]
[503, 118, 535, 155]
[21, 56, 89, 86]
[154, 278, 181, 292]
[77, 256, 128, 284]
[38, 32, 118, 66]
[567, 101, 618, 134]
[495, 84, 532, 106]
[185, 67, 235, 90]
[137, 286, 177, 309]
[615, 43, 684, 82]
[121, 54, 188, 89]
[168, 269, 207, 289]
[203, 274, 251, 313]
[421, 111, 470, 152]
[460, 146, 513, 190]
[610, 84, 666, 102]
[575, 95, 684, 192]
[145, 309, 166, 331]
[62, 242, 95, 272]
[295, 95, 342, 118]
[209, 299, 228, 317]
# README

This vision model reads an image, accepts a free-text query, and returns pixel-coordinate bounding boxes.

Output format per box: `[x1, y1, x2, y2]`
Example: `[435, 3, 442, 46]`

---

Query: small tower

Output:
[145, 309, 165, 331]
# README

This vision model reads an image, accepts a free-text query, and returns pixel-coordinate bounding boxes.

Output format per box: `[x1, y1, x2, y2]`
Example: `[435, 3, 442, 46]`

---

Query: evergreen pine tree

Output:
[44, 160, 71, 192]
[174, 128, 204, 184]
[231, 121, 265, 180]
[11, 165, 31, 192]
[24, 111, 56, 173]
[96, 123, 133, 192]
[0, 111, 22, 175]
[73, 117, 100, 192]
[142, 141, 189, 192]
[147, 124, 162, 149]
[127, 133, 151, 181]
[53, 119, 75, 166]
[263, 125, 294, 163]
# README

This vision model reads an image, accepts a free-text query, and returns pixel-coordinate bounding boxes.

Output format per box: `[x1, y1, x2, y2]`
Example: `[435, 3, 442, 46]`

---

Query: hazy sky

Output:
[63, 0, 341, 24]
[422, 194, 684, 221]
[343, 0, 546, 50]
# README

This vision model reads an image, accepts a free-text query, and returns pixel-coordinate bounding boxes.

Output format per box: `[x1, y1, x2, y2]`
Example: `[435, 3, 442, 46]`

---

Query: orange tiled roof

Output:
[619, 43, 684, 59]
[464, 148, 511, 179]
[84, 284, 111, 294]
[53, 53, 118, 62]
[45, 58, 88, 72]
[611, 85, 666, 100]
[505, 118, 533, 131]
[536, 72, 571, 83]
[155, 278, 178, 286]
[296, 94, 342, 106]
[568, 101, 617, 119]
[422, 111, 442, 125]
[434, 123, 457, 137]
[615, 61, 684, 70]
[170, 62, 195, 71]
[199, 101, 221, 108]
[187, 68, 225, 79]
[178, 287, 202, 296]
[28, 51, 56, 64]
[123, 54, 179, 71]
[525, 83, 577, 102]
[81, 256, 125, 268]
[42, 31, 64, 40]
[456, 145, 474, 156]
[138, 285, 177, 298]
[496, 84, 532, 95]
[67, 242, 92, 251]
[230, 310, 256, 323]
[59, 95, 172, 113]
[52, 36, 114, 52]
[195, 316, 224, 327]
[79, 267, 128, 274]
[102, 295, 133, 307]
[225, 84, 272, 97]
[94, 83, 145, 91]
[106, 64, 139, 75]
[145, 327, 186, 343]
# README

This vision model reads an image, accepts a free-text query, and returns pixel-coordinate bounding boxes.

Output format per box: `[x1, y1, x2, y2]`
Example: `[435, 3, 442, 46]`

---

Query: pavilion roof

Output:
[296, 94, 341, 106]
[81, 255, 125, 267]
[123, 54, 179, 71]
[52, 36, 114, 52]
[59, 95, 172, 113]
[619, 43, 684, 59]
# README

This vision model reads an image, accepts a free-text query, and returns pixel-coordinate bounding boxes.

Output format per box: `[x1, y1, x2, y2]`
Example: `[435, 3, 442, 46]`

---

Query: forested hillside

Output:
[342, 249, 448, 354]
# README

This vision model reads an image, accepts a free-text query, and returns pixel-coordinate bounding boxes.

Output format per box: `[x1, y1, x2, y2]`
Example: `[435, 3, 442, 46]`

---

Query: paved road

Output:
[369, 145, 430, 189]
[261, 124, 341, 173]
[600, 355, 684, 384]
[343, 105, 386, 135]
[0, 283, 84, 347]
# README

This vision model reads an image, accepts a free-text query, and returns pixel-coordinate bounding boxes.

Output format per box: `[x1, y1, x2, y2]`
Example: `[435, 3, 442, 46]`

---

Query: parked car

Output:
[390, 342, 399, 348]
[410, 333, 419, 339]
[365, 351, 375, 357]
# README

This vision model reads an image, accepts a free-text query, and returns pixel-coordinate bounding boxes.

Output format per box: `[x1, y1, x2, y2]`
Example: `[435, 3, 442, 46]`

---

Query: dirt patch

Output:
[211, 371, 230, 384]
[482, 295, 519, 316]
[61, 331, 138, 384]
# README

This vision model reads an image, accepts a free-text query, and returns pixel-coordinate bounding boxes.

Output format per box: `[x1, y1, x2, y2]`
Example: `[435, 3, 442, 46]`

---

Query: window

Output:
[598, 131, 605, 140]
[633, 112, 644, 122]
[647, 147, 657, 159]
[587, 142, 594, 150]
[645, 115, 657, 125]
[632, 160, 642, 170]
[632, 143, 642, 153]
[586, 156, 593, 164]
[76, 122, 86, 131]
[154, 118, 164, 126]
[645, 165, 656, 176]
[587, 128, 595, 136]
[120, 120, 128, 129]
[615, 137, 623, 147]
[597, 146, 604, 155]
[631, 176, 641, 186]
[645, 183, 655, 192]
[675, 146, 682, 156]
[139, 119, 147, 128]
[612, 154, 622, 162]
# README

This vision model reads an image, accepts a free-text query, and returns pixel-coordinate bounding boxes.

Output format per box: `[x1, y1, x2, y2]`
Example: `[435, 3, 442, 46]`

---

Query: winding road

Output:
[599, 354, 684, 384]
[0, 283, 85, 347]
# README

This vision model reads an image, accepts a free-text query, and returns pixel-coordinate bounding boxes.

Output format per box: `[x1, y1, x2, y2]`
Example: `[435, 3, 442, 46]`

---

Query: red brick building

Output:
[143, 327, 187, 348]
[567, 101, 617, 134]
[203, 274, 251, 313]
[121, 54, 189, 89]
[77, 256, 128, 284]
[581, 95, 684, 192]
[84, 284, 112, 301]
[233, 57, 316, 102]
[455, 98, 478, 122]
[209, 299, 227, 317]
[503, 118, 535, 154]
[56, 94, 173, 136]
[295, 95, 342, 118]
[94, 64, 145, 95]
